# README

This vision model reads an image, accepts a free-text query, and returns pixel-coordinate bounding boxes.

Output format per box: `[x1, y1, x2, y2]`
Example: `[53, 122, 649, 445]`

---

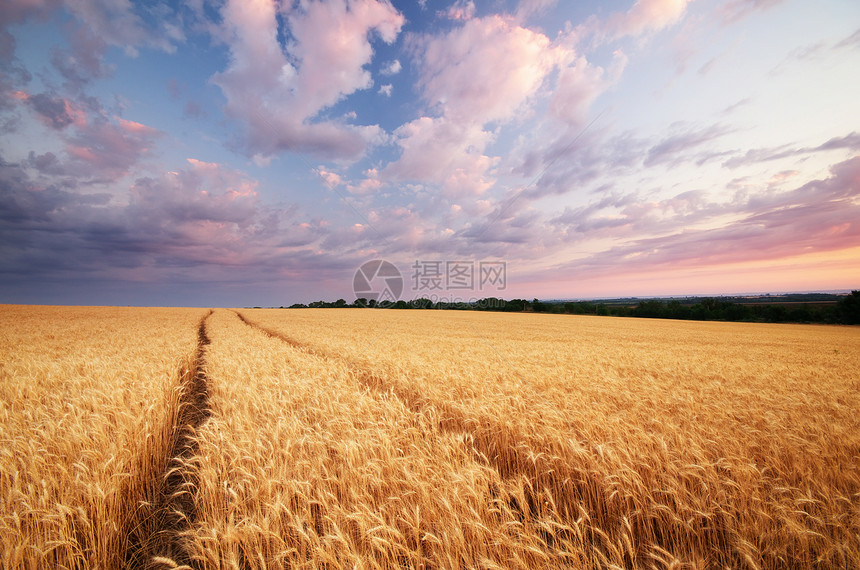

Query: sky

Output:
[1, 0, 858, 307]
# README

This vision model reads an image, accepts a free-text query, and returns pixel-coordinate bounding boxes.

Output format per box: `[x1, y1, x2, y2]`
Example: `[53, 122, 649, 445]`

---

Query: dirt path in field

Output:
[232, 311, 571, 509]
[232, 310, 737, 563]
[125, 310, 213, 569]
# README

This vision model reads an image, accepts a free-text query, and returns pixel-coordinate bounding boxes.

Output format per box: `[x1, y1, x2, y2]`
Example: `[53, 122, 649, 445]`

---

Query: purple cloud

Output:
[723, 132, 860, 169]
[0, 156, 340, 282]
[25, 92, 83, 129]
[718, 0, 786, 25]
[554, 154, 860, 279]
[211, 0, 404, 161]
[50, 23, 114, 90]
[644, 124, 733, 167]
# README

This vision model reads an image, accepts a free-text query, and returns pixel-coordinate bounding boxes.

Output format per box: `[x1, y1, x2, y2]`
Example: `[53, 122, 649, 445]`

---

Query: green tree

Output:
[837, 290, 860, 324]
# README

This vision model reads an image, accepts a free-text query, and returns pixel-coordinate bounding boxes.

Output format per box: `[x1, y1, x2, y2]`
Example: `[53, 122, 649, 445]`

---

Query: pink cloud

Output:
[414, 14, 564, 124]
[550, 50, 627, 125]
[379, 59, 401, 75]
[63, 117, 161, 180]
[515, 0, 559, 21]
[387, 12, 633, 202]
[718, 0, 785, 25]
[117, 117, 158, 136]
[386, 14, 579, 198]
[0, 0, 59, 26]
[385, 116, 497, 197]
[19, 91, 87, 129]
[131, 159, 259, 230]
[60, 0, 183, 55]
[555, 155, 860, 278]
[598, 0, 692, 41]
[441, 0, 475, 21]
[212, 0, 404, 160]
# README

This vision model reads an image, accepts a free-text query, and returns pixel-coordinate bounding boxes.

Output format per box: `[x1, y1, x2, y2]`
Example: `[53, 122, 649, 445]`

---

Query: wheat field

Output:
[2, 305, 858, 568]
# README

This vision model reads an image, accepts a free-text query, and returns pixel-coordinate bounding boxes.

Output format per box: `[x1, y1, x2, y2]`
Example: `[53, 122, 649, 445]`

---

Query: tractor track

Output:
[125, 309, 213, 569]
[232, 310, 739, 566]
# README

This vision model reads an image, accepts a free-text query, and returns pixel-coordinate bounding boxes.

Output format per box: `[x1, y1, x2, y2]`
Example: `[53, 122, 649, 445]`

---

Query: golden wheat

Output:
[3, 305, 858, 568]
[186, 309, 566, 568]
[0, 305, 206, 568]
[237, 308, 860, 568]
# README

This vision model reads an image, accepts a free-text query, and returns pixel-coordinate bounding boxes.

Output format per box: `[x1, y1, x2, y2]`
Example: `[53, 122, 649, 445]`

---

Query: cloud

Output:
[378, 83, 393, 97]
[212, 0, 404, 161]
[458, 205, 546, 246]
[550, 50, 627, 125]
[63, 117, 161, 181]
[380, 59, 401, 75]
[183, 100, 204, 119]
[0, 154, 108, 225]
[515, 0, 558, 21]
[441, 0, 476, 21]
[2, 0, 182, 87]
[346, 168, 383, 195]
[644, 123, 733, 167]
[720, 98, 751, 115]
[60, 0, 184, 55]
[0, 0, 58, 67]
[0, 155, 336, 282]
[835, 27, 860, 50]
[386, 13, 579, 198]
[723, 132, 860, 169]
[50, 22, 114, 90]
[554, 155, 860, 277]
[601, 0, 692, 40]
[130, 159, 259, 237]
[412, 14, 564, 124]
[385, 116, 497, 197]
[20, 91, 86, 129]
[718, 0, 785, 25]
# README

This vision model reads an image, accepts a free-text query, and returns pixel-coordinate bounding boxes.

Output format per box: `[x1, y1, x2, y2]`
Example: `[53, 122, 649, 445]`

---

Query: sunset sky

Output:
[1, 0, 858, 306]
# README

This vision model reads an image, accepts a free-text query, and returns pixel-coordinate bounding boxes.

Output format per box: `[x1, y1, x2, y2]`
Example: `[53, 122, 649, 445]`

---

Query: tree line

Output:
[280, 291, 860, 325]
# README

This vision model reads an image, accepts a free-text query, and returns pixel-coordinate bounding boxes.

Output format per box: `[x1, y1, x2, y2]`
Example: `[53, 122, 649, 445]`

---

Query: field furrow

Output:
[237, 308, 860, 568]
[126, 310, 213, 568]
[3, 305, 858, 569]
[184, 309, 580, 568]
[0, 305, 208, 568]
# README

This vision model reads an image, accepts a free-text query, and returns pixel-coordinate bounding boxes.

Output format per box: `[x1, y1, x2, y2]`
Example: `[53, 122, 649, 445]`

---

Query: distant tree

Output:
[410, 297, 433, 309]
[353, 298, 369, 308]
[532, 298, 547, 313]
[334, 298, 347, 308]
[289, 303, 307, 309]
[722, 302, 751, 322]
[788, 305, 813, 323]
[762, 305, 788, 323]
[666, 300, 685, 319]
[633, 300, 664, 319]
[837, 290, 860, 324]
[476, 297, 505, 310]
